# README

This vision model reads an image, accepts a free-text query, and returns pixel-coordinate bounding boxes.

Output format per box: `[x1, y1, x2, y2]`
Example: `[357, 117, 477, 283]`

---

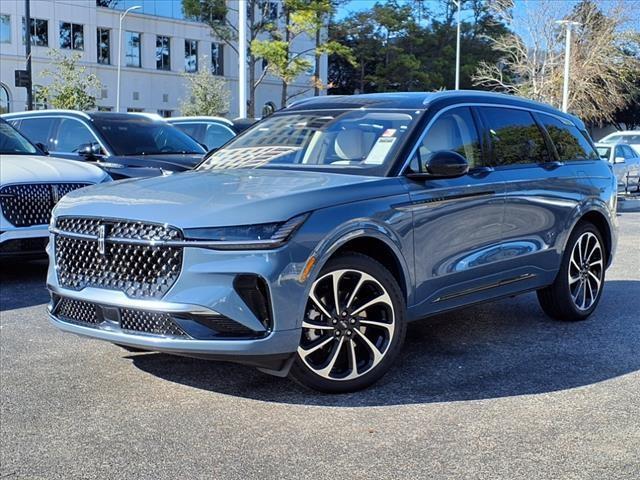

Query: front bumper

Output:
[0, 224, 49, 258]
[47, 236, 313, 366]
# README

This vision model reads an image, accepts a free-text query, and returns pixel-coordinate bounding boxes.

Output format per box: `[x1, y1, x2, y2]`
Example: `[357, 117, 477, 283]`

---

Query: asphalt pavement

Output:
[1, 213, 639, 480]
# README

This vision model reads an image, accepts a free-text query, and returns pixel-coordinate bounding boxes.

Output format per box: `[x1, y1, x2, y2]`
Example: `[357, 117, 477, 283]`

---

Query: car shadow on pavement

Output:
[130, 279, 640, 407]
[0, 260, 50, 312]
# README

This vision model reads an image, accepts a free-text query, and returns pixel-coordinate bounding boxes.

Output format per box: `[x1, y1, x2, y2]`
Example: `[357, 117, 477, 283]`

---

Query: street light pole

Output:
[116, 5, 141, 113]
[454, 0, 461, 90]
[24, 0, 33, 110]
[238, 0, 247, 118]
[555, 20, 581, 113]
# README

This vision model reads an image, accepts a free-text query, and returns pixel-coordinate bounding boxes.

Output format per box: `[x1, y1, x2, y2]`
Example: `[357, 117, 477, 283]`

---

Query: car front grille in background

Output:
[0, 183, 90, 227]
[54, 217, 183, 299]
[54, 297, 188, 337]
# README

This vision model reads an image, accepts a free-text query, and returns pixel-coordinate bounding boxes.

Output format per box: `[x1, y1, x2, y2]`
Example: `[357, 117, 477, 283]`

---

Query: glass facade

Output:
[185, 39, 198, 73]
[125, 31, 141, 67]
[0, 84, 10, 114]
[97, 28, 110, 64]
[156, 35, 171, 70]
[60, 22, 84, 50]
[0, 14, 10, 44]
[96, 0, 188, 21]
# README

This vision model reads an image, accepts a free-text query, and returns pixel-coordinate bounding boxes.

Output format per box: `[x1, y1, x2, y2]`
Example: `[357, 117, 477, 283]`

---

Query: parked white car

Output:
[595, 142, 640, 193]
[0, 119, 110, 259]
[598, 130, 640, 155]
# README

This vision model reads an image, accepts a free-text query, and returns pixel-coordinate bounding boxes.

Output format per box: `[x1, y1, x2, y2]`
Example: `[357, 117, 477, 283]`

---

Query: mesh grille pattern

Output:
[56, 298, 99, 325]
[0, 183, 89, 227]
[54, 217, 183, 299]
[120, 309, 188, 336]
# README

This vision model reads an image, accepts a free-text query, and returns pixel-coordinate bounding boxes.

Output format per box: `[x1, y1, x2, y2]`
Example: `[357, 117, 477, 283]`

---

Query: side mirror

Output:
[407, 150, 470, 179]
[76, 142, 103, 159]
[35, 142, 49, 155]
[614, 156, 626, 164]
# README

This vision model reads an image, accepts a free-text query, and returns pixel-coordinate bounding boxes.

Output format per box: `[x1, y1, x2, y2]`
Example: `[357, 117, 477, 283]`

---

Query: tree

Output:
[180, 67, 230, 116]
[36, 49, 102, 110]
[473, 0, 640, 124]
[253, 0, 352, 107]
[328, 0, 510, 94]
[183, 0, 279, 117]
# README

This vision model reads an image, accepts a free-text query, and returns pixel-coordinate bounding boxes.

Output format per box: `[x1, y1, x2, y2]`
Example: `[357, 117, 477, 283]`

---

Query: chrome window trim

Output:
[11, 114, 111, 156]
[397, 102, 581, 176]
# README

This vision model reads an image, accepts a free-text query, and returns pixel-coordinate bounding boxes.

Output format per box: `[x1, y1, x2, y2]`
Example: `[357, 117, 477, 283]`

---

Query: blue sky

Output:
[335, 0, 639, 42]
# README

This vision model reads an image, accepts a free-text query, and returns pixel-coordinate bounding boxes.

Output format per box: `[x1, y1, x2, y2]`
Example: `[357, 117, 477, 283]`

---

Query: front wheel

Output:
[289, 253, 407, 393]
[537, 222, 606, 321]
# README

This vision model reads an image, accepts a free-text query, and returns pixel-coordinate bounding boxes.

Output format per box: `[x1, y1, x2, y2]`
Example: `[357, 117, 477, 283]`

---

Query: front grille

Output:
[54, 217, 183, 299]
[56, 298, 100, 325]
[0, 183, 90, 227]
[120, 309, 188, 336]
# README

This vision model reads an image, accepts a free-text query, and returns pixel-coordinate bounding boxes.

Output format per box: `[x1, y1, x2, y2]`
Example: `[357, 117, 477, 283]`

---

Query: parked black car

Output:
[2, 111, 206, 179]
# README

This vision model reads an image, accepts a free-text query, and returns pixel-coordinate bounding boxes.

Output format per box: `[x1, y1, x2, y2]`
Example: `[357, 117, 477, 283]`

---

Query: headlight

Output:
[183, 213, 309, 249]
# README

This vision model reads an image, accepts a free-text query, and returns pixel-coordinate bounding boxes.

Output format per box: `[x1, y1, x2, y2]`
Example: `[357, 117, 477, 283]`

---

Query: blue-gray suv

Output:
[47, 91, 618, 392]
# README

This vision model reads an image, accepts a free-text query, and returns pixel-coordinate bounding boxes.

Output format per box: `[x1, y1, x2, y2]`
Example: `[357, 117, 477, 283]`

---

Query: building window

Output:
[97, 28, 110, 64]
[125, 31, 141, 67]
[127, 107, 144, 113]
[184, 39, 198, 73]
[157, 109, 173, 118]
[59, 22, 84, 50]
[97, 106, 113, 112]
[211, 43, 224, 76]
[0, 15, 10, 44]
[22, 18, 48, 46]
[0, 84, 10, 114]
[33, 85, 47, 110]
[156, 35, 171, 70]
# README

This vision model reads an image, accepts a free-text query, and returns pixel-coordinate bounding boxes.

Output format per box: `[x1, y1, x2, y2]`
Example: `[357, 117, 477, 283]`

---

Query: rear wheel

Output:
[537, 222, 606, 321]
[289, 253, 406, 393]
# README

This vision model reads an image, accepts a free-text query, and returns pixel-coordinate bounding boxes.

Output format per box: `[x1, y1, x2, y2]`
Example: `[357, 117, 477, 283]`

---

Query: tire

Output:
[289, 252, 407, 393]
[537, 222, 606, 321]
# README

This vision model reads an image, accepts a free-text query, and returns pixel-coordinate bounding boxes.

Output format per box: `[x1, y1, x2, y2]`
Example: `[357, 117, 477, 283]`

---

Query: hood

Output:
[0, 154, 109, 185]
[111, 153, 203, 171]
[54, 168, 407, 227]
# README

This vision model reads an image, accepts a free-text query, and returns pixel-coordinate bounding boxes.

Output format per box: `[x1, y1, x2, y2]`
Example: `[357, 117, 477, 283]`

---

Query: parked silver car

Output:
[595, 143, 640, 193]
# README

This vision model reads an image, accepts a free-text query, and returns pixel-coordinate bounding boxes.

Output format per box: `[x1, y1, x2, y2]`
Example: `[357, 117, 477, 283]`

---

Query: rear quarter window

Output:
[538, 113, 599, 161]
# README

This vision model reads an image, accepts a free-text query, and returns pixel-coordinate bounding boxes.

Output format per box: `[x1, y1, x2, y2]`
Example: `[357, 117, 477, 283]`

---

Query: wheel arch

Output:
[566, 206, 615, 267]
[309, 226, 413, 306]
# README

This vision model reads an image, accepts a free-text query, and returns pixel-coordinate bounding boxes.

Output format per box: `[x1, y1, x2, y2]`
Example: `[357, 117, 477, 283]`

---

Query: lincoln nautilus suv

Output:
[47, 91, 617, 392]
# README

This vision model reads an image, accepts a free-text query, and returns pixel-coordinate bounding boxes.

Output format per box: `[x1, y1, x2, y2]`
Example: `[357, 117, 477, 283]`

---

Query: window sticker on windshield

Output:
[364, 137, 396, 165]
[382, 128, 397, 137]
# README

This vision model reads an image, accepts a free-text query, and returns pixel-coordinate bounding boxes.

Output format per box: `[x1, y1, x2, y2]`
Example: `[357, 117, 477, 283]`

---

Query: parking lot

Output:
[1, 212, 638, 480]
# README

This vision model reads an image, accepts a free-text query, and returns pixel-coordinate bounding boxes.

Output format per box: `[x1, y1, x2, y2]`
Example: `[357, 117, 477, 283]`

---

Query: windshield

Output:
[0, 121, 39, 155]
[596, 146, 611, 160]
[601, 134, 640, 145]
[92, 117, 206, 156]
[198, 109, 421, 175]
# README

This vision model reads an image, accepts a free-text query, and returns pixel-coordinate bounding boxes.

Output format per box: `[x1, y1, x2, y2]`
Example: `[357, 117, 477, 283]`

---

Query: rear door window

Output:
[479, 107, 551, 166]
[203, 123, 235, 149]
[621, 145, 637, 159]
[13, 117, 57, 149]
[537, 113, 599, 161]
